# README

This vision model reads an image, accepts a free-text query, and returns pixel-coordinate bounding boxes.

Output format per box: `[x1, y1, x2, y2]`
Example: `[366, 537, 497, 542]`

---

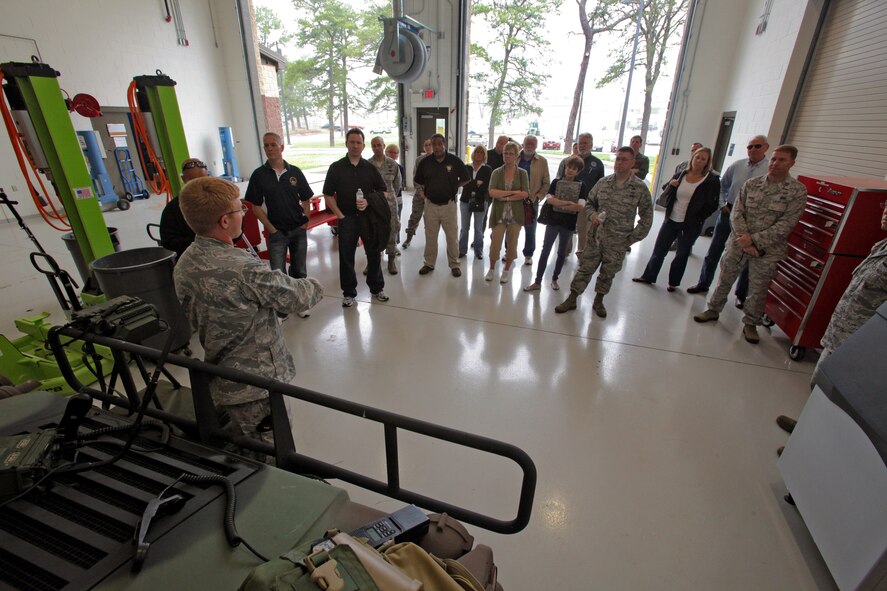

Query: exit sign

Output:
[423, 89, 435, 99]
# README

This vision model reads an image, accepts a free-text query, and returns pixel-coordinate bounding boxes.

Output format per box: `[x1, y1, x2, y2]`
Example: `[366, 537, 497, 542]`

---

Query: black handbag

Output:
[537, 201, 553, 225]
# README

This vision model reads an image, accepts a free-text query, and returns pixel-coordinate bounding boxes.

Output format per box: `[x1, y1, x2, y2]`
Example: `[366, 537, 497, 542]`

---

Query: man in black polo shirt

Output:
[575, 132, 606, 255]
[323, 128, 389, 307]
[245, 132, 315, 284]
[414, 134, 470, 277]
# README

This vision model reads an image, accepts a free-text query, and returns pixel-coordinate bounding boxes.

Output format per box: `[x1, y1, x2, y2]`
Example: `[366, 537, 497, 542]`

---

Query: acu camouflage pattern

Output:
[406, 154, 428, 236]
[570, 174, 653, 295]
[730, 174, 807, 260]
[707, 175, 807, 324]
[371, 156, 403, 256]
[821, 238, 887, 350]
[174, 235, 324, 406]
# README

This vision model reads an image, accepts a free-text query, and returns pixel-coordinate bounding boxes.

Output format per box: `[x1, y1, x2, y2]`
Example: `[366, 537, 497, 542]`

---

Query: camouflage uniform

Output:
[405, 154, 428, 239]
[370, 155, 402, 257]
[569, 174, 653, 295]
[174, 235, 323, 460]
[706, 175, 806, 325]
[821, 238, 887, 351]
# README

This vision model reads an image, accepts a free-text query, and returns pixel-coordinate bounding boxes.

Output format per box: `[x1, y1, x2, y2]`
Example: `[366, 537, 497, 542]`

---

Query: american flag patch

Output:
[74, 187, 94, 200]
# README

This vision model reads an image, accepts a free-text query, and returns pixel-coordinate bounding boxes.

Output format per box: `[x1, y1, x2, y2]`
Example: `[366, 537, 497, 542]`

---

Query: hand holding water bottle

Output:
[356, 188, 367, 211]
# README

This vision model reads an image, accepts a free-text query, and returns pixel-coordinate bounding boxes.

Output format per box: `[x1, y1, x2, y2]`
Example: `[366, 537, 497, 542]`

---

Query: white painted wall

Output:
[658, 0, 824, 186]
[0, 0, 258, 219]
[400, 0, 464, 184]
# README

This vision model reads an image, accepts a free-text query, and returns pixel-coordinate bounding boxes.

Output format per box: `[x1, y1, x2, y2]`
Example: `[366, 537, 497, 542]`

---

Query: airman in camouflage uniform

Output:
[817, 203, 887, 374]
[556, 147, 653, 317]
[777, 203, 886, 430]
[694, 146, 807, 344]
[402, 138, 433, 248]
[370, 136, 402, 274]
[174, 177, 324, 463]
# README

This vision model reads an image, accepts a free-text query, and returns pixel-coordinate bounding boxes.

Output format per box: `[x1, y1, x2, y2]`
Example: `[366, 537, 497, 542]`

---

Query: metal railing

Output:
[48, 325, 537, 534]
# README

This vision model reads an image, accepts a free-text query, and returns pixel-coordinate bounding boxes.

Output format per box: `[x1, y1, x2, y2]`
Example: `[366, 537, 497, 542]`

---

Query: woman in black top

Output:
[633, 147, 720, 290]
[459, 145, 492, 259]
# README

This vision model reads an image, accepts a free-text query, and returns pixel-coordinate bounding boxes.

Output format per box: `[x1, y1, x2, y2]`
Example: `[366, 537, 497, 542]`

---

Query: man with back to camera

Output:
[693, 145, 807, 344]
[323, 128, 390, 307]
[687, 135, 771, 308]
[555, 146, 653, 318]
[174, 177, 323, 463]
[518, 135, 550, 266]
[369, 136, 402, 275]
[402, 137, 433, 249]
[573, 132, 606, 255]
[244, 132, 316, 318]
[159, 157, 209, 259]
[486, 134, 509, 171]
[414, 133, 471, 277]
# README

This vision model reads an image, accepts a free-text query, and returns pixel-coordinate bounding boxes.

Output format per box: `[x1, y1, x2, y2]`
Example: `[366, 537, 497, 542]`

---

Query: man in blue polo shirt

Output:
[245, 132, 316, 292]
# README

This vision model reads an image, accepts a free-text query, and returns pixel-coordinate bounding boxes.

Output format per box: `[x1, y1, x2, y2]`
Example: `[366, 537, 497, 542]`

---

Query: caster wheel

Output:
[789, 346, 806, 361]
[703, 227, 714, 237]
[124, 192, 134, 202]
[182, 347, 192, 357]
[117, 199, 131, 211]
[762, 314, 775, 328]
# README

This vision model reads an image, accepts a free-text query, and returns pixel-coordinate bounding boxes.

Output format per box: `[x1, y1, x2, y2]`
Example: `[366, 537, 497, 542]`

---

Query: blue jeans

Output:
[698, 209, 748, 298]
[459, 200, 485, 257]
[523, 201, 540, 257]
[534, 223, 573, 283]
[337, 215, 383, 297]
[640, 218, 702, 286]
[267, 226, 307, 278]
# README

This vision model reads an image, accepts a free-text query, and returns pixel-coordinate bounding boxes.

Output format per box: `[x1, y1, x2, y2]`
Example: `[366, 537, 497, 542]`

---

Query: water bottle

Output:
[356, 188, 365, 207]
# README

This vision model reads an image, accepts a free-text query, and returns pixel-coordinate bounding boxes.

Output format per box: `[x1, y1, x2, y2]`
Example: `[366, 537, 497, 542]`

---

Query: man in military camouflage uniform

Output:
[694, 145, 807, 344]
[776, 200, 887, 434]
[174, 177, 324, 463]
[402, 138, 432, 248]
[555, 147, 653, 317]
[369, 136, 402, 274]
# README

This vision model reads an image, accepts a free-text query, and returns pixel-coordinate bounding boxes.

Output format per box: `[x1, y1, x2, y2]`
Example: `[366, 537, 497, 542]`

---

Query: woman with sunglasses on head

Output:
[633, 147, 720, 291]
[486, 141, 529, 284]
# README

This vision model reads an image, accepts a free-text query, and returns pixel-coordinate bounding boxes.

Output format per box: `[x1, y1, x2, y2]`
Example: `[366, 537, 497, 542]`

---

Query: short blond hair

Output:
[471, 144, 488, 163]
[503, 141, 521, 156]
[179, 177, 240, 235]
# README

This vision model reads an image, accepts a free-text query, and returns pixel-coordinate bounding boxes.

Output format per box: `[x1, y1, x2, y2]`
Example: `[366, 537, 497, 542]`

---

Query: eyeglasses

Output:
[221, 204, 248, 217]
[182, 160, 207, 171]
[746, 144, 764, 150]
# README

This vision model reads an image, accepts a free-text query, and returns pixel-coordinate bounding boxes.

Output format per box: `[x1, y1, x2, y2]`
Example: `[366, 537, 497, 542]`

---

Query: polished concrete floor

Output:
[0, 187, 835, 590]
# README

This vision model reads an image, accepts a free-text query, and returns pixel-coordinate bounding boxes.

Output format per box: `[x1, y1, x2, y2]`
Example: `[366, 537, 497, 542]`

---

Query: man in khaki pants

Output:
[413, 134, 470, 277]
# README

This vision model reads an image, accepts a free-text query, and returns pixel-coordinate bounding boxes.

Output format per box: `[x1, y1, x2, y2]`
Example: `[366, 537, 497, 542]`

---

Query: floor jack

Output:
[0, 187, 114, 395]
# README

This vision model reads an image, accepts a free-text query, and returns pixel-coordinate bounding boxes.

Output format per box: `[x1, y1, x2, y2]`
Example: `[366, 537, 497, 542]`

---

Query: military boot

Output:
[555, 290, 579, 314]
[388, 255, 398, 275]
[402, 232, 413, 248]
[592, 293, 607, 318]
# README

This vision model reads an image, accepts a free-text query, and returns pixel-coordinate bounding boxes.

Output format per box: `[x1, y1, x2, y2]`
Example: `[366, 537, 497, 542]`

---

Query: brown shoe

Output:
[451, 267, 462, 277]
[776, 415, 797, 434]
[388, 256, 398, 275]
[418, 265, 434, 275]
[592, 294, 607, 318]
[555, 291, 578, 314]
[742, 324, 760, 344]
[693, 309, 720, 323]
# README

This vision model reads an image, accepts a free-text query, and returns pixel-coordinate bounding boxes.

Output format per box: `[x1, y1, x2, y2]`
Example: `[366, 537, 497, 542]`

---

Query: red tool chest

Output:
[764, 175, 887, 360]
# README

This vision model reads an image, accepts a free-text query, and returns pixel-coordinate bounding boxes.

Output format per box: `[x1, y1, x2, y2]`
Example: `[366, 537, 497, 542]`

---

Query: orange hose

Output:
[127, 80, 171, 202]
[0, 69, 71, 230]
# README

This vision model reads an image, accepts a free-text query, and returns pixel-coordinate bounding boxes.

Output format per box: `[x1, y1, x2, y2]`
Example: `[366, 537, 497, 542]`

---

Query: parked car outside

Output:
[542, 139, 561, 150]
[369, 128, 391, 134]
[320, 123, 342, 131]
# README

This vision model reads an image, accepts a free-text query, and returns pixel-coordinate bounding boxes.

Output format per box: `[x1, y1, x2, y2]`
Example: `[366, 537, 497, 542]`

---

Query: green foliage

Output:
[470, 0, 561, 139]
[290, 0, 385, 144]
[255, 5, 293, 47]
